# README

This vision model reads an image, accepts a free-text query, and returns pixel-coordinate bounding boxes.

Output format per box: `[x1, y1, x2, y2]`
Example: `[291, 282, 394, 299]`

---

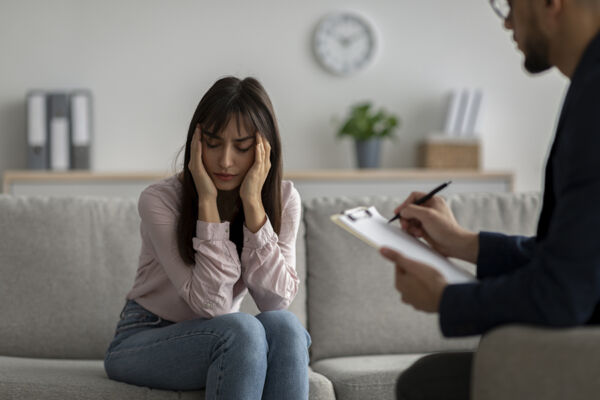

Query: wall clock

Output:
[313, 11, 377, 76]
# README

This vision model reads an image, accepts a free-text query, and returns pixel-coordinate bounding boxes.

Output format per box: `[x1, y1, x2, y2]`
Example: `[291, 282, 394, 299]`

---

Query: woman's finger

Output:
[263, 134, 271, 153]
[190, 128, 197, 150]
[263, 135, 271, 171]
[194, 126, 202, 149]
[255, 134, 263, 165]
[189, 129, 197, 170]
[196, 128, 202, 159]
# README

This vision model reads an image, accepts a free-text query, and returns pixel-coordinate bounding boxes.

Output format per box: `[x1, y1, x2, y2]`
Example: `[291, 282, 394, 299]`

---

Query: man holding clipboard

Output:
[381, 1, 600, 399]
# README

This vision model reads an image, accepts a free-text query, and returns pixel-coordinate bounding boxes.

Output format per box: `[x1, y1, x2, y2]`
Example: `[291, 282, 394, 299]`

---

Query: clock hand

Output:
[337, 35, 351, 47]
[337, 32, 365, 48]
[346, 32, 365, 44]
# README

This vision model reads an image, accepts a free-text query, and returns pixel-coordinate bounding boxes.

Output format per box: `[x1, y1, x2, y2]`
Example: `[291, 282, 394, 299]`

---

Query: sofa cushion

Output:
[305, 192, 541, 361]
[311, 353, 425, 400]
[0, 195, 307, 359]
[447, 192, 540, 236]
[0, 356, 335, 400]
[0, 356, 200, 399]
[0, 196, 140, 359]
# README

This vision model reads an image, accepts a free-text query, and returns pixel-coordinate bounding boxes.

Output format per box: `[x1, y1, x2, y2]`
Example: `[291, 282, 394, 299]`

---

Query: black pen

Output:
[387, 180, 452, 224]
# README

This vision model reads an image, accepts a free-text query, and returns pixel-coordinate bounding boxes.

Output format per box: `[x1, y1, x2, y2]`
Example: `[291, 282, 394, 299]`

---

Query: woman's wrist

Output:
[240, 190, 261, 205]
[197, 198, 220, 223]
[242, 198, 266, 233]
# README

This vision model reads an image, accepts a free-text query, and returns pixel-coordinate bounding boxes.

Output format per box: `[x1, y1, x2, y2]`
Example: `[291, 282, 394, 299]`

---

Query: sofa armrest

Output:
[471, 325, 600, 400]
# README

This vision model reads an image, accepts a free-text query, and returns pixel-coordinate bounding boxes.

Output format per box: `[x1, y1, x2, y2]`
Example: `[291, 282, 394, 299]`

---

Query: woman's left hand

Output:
[240, 133, 271, 205]
[240, 133, 271, 232]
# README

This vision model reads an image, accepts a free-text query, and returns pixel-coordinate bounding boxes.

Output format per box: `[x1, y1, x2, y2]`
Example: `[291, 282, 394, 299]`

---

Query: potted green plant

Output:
[337, 102, 400, 168]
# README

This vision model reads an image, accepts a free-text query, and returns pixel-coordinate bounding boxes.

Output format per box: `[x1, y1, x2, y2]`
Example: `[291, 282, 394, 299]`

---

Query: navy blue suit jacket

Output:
[440, 32, 600, 337]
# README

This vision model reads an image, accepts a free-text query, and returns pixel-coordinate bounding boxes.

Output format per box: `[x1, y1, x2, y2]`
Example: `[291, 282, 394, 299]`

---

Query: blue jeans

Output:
[104, 300, 311, 400]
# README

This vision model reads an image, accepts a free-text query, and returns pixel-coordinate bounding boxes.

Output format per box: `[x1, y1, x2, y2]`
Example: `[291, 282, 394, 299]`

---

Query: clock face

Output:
[313, 12, 377, 76]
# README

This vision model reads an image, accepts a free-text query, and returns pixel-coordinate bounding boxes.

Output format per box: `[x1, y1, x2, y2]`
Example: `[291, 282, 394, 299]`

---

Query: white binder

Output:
[47, 93, 70, 171]
[70, 90, 92, 169]
[443, 90, 461, 136]
[462, 89, 483, 137]
[26, 91, 48, 169]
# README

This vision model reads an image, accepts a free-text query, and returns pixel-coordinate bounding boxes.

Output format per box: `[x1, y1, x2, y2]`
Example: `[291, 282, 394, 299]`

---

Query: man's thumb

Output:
[380, 247, 400, 261]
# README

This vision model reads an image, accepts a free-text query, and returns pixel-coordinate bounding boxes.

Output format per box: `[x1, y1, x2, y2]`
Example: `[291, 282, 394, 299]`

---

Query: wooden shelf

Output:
[3, 169, 514, 199]
[283, 169, 513, 183]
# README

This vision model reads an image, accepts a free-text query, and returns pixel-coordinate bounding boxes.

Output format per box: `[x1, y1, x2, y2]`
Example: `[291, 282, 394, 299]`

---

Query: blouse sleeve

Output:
[240, 185, 301, 311]
[138, 188, 242, 318]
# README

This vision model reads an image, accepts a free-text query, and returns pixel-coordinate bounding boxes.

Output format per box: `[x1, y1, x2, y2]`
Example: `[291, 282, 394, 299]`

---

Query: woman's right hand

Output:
[394, 192, 479, 263]
[189, 125, 217, 201]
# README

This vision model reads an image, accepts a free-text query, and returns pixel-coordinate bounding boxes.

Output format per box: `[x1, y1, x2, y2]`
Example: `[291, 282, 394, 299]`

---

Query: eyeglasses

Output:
[490, 0, 511, 20]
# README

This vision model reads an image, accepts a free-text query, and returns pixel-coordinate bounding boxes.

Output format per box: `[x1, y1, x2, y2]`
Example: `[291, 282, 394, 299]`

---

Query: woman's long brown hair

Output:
[177, 77, 283, 265]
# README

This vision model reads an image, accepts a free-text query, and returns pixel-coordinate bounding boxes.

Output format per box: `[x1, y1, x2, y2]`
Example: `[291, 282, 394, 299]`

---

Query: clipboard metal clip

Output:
[342, 206, 372, 221]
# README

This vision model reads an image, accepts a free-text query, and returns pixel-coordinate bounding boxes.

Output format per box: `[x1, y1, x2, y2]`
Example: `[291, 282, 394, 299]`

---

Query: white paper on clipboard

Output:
[331, 206, 475, 284]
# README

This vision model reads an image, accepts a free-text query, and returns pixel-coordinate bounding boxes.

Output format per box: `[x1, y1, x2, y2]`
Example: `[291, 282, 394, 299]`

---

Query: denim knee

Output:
[216, 312, 268, 353]
[256, 310, 310, 348]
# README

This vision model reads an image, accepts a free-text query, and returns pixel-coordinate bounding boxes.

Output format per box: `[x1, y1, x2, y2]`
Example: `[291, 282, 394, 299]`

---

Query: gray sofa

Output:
[2, 192, 600, 400]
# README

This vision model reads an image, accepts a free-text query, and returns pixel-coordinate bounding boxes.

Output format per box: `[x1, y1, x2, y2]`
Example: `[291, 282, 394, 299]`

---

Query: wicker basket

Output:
[419, 137, 480, 169]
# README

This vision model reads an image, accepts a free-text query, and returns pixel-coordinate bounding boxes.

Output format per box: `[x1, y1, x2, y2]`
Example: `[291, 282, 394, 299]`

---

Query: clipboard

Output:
[331, 206, 475, 284]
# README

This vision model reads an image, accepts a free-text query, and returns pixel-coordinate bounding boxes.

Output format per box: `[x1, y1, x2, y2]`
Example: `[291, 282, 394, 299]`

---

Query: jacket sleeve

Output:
[476, 233, 537, 279]
[439, 78, 600, 337]
[138, 189, 241, 318]
[240, 186, 301, 311]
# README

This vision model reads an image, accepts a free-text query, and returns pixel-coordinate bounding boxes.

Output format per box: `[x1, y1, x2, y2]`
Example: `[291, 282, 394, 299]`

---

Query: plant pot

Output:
[355, 138, 381, 168]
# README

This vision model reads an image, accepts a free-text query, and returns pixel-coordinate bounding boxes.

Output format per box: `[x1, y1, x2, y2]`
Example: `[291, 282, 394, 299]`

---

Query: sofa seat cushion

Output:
[311, 353, 426, 400]
[0, 356, 335, 400]
[0, 356, 200, 399]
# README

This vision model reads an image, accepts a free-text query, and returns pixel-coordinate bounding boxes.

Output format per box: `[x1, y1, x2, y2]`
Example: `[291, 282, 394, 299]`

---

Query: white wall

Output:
[0, 0, 568, 192]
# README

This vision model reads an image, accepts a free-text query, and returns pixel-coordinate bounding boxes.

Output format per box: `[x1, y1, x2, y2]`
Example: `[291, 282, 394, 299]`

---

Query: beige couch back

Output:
[0, 195, 306, 359]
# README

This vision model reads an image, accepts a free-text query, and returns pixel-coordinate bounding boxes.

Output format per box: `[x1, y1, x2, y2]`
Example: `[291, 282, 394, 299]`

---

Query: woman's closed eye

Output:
[203, 134, 220, 148]
[205, 140, 252, 153]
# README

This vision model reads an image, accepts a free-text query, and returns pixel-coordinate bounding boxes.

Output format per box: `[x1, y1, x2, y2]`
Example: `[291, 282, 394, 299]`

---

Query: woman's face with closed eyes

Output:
[201, 115, 256, 191]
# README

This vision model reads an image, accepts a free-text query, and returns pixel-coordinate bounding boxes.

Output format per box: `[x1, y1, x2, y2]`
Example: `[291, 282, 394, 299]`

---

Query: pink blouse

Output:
[126, 175, 301, 322]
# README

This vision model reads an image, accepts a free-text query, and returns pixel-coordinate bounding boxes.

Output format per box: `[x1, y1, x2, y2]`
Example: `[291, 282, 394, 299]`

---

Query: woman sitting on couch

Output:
[104, 76, 309, 400]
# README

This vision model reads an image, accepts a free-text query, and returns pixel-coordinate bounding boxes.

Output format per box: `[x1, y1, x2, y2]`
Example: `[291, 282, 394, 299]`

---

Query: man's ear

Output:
[545, 0, 565, 17]
[539, 0, 564, 33]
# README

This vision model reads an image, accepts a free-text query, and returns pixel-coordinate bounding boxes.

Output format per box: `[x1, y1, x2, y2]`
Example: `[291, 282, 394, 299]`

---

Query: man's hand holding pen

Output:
[393, 191, 478, 261]
[380, 189, 480, 313]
